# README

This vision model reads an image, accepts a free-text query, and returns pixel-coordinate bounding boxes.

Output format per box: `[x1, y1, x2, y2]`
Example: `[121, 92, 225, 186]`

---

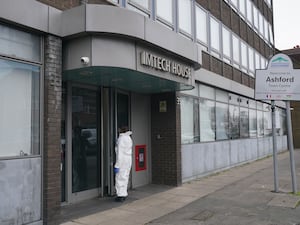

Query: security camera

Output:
[80, 56, 90, 65]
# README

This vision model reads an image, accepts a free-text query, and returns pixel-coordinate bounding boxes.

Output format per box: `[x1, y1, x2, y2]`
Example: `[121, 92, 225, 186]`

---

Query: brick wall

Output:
[151, 92, 182, 186]
[202, 0, 275, 89]
[43, 35, 62, 225]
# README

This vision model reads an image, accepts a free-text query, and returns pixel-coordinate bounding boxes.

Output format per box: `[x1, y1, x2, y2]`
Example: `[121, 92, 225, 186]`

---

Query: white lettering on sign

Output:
[140, 51, 191, 79]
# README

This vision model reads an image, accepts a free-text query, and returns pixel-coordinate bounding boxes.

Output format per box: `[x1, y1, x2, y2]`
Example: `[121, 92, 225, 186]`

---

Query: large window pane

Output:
[128, 0, 149, 10]
[157, 0, 173, 24]
[178, 0, 192, 35]
[222, 26, 231, 60]
[229, 105, 240, 139]
[200, 84, 215, 99]
[240, 107, 249, 138]
[210, 17, 220, 52]
[193, 99, 200, 142]
[0, 24, 40, 62]
[253, 6, 259, 30]
[263, 104, 272, 136]
[241, 41, 248, 71]
[232, 35, 240, 65]
[257, 110, 264, 137]
[280, 108, 287, 135]
[216, 102, 229, 140]
[181, 96, 194, 144]
[248, 47, 254, 74]
[259, 12, 264, 36]
[239, 0, 246, 17]
[216, 89, 229, 103]
[246, 0, 253, 25]
[0, 59, 40, 157]
[255, 51, 260, 69]
[196, 6, 208, 44]
[200, 99, 215, 141]
[249, 109, 257, 137]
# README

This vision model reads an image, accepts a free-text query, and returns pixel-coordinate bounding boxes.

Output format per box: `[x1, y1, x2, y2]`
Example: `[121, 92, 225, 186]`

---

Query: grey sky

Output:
[273, 0, 300, 50]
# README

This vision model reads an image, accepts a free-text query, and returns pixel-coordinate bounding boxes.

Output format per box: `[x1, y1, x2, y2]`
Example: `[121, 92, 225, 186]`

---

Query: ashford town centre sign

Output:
[255, 53, 300, 100]
[140, 51, 191, 79]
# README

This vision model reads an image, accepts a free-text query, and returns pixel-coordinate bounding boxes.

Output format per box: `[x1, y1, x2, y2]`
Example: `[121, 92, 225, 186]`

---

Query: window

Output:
[264, 18, 269, 41]
[178, 0, 192, 35]
[255, 51, 260, 69]
[128, 0, 149, 10]
[229, 105, 240, 139]
[249, 109, 257, 137]
[240, 107, 249, 138]
[200, 99, 215, 142]
[239, 0, 246, 17]
[263, 104, 272, 136]
[280, 108, 287, 135]
[200, 84, 215, 99]
[196, 6, 208, 45]
[253, 6, 259, 31]
[157, 0, 173, 25]
[259, 12, 264, 36]
[210, 17, 220, 54]
[230, 0, 238, 9]
[127, 4, 149, 17]
[216, 89, 229, 103]
[0, 59, 40, 157]
[257, 110, 264, 137]
[222, 26, 231, 62]
[0, 24, 41, 62]
[248, 47, 254, 76]
[241, 41, 248, 72]
[216, 102, 229, 140]
[246, 0, 253, 25]
[269, 24, 274, 45]
[232, 34, 240, 67]
[181, 96, 194, 144]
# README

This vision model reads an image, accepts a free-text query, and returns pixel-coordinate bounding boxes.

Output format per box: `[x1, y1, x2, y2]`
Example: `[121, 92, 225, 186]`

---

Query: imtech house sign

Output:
[255, 53, 300, 100]
[140, 51, 191, 78]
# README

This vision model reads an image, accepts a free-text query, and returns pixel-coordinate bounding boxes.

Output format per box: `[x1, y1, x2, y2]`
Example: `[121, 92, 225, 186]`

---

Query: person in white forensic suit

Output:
[114, 127, 133, 202]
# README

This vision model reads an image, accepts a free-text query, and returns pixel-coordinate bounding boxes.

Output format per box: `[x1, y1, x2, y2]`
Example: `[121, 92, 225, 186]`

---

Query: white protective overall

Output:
[114, 131, 133, 197]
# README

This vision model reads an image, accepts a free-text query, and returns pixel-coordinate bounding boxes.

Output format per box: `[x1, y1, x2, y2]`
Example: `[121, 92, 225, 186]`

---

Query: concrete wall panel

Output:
[182, 136, 288, 182]
[0, 158, 41, 225]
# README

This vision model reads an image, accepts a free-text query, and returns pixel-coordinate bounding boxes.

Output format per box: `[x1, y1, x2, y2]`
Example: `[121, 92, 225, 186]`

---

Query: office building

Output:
[0, 0, 287, 224]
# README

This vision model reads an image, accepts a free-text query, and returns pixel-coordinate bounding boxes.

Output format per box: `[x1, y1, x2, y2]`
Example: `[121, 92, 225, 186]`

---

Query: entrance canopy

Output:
[63, 66, 193, 94]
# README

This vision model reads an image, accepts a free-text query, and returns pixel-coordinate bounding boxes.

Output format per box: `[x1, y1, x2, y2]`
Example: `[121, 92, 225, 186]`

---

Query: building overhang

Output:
[63, 66, 193, 94]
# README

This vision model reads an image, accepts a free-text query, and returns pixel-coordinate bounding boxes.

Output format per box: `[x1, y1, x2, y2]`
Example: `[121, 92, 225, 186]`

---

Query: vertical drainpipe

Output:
[80, 0, 88, 4]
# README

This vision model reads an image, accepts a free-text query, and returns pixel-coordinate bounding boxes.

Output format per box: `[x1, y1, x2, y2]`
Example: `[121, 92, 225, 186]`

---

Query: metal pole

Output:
[286, 101, 297, 194]
[271, 100, 279, 192]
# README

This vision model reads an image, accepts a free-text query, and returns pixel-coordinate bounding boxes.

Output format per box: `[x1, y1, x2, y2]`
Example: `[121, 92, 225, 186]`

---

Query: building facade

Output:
[282, 47, 300, 148]
[0, 0, 287, 224]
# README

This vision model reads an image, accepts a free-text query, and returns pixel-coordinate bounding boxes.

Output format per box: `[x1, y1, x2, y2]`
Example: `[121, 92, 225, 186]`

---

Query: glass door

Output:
[66, 84, 101, 203]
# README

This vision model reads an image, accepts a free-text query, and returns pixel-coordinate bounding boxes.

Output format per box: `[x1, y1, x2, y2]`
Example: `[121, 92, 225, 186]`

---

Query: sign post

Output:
[255, 53, 299, 194]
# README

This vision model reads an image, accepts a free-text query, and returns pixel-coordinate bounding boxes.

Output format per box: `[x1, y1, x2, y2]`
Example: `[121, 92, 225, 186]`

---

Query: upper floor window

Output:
[246, 0, 253, 25]
[210, 16, 220, 55]
[222, 26, 231, 63]
[232, 34, 240, 68]
[196, 5, 208, 45]
[156, 0, 173, 25]
[128, 0, 150, 10]
[178, 0, 192, 35]
[239, 0, 246, 18]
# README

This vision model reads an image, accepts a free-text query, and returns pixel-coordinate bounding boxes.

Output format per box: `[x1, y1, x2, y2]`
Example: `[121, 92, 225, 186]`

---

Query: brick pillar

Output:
[151, 92, 182, 186]
[43, 35, 62, 225]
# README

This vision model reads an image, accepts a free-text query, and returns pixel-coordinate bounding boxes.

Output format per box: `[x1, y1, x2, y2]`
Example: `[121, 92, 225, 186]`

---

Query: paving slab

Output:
[267, 193, 300, 208]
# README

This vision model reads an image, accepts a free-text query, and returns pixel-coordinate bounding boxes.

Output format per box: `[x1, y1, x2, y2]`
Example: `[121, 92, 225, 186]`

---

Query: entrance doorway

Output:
[61, 83, 131, 203]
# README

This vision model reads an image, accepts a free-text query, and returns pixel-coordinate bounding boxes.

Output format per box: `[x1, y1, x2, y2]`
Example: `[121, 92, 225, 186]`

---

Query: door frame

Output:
[64, 81, 103, 204]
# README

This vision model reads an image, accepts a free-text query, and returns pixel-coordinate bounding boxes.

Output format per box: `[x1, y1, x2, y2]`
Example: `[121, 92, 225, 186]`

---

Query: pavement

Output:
[60, 150, 300, 225]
